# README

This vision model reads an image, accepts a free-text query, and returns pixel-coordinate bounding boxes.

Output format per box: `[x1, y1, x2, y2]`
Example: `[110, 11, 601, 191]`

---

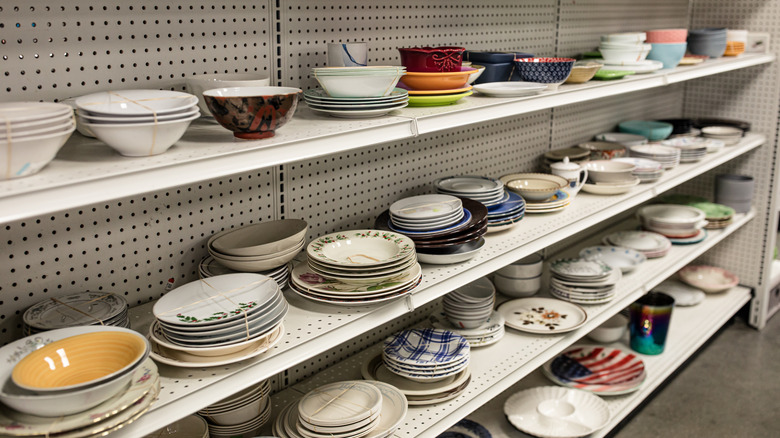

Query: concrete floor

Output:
[612, 310, 780, 438]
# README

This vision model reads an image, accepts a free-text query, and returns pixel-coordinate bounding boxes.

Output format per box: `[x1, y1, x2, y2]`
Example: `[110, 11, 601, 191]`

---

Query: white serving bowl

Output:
[78, 107, 199, 124]
[186, 73, 271, 113]
[209, 247, 301, 272]
[83, 113, 199, 156]
[449, 277, 496, 303]
[0, 125, 75, 180]
[701, 126, 743, 145]
[585, 160, 636, 183]
[496, 253, 543, 278]
[493, 273, 541, 298]
[209, 219, 308, 257]
[466, 64, 486, 84]
[586, 313, 628, 343]
[638, 204, 706, 225]
[678, 265, 739, 293]
[601, 32, 647, 44]
[312, 68, 405, 98]
[506, 174, 568, 202]
[599, 46, 652, 64]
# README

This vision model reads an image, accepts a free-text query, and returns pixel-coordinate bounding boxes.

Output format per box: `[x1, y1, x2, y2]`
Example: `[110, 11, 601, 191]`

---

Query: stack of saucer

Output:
[303, 87, 409, 118]
[661, 137, 708, 163]
[22, 291, 130, 336]
[375, 198, 489, 265]
[629, 144, 681, 169]
[290, 230, 422, 305]
[612, 157, 664, 183]
[429, 309, 505, 348]
[382, 329, 470, 383]
[198, 379, 272, 438]
[549, 258, 621, 305]
[149, 273, 287, 367]
[434, 176, 507, 207]
[485, 191, 526, 232]
[199, 255, 291, 290]
[603, 230, 672, 258]
[207, 219, 307, 274]
[443, 277, 496, 329]
[689, 202, 734, 229]
[387, 194, 469, 234]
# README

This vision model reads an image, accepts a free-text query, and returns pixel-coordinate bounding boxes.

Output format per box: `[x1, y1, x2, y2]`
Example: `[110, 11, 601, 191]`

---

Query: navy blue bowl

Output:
[464, 51, 515, 64]
[687, 36, 727, 58]
[514, 57, 576, 84]
[474, 62, 514, 84]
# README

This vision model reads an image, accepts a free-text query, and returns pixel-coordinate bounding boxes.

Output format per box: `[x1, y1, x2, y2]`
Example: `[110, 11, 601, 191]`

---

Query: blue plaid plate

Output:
[383, 328, 470, 365]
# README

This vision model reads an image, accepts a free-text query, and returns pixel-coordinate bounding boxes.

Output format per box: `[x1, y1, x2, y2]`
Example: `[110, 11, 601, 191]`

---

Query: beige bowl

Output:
[565, 62, 602, 84]
[505, 173, 568, 201]
[585, 160, 636, 183]
[209, 219, 308, 257]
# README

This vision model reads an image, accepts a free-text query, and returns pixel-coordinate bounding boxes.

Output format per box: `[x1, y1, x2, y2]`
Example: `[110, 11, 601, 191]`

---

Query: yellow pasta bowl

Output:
[12, 330, 148, 392]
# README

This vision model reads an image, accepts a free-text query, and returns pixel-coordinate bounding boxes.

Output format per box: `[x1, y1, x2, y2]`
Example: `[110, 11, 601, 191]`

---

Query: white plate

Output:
[472, 82, 547, 97]
[298, 381, 382, 427]
[593, 58, 664, 73]
[503, 386, 610, 438]
[310, 103, 408, 118]
[308, 230, 415, 267]
[550, 258, 613, 278]
[581, 177, 640, 195]
[652, 280, 706, 306]
[578, 246, 646, 273]
[23, 291, 128, 330]
[75, 89, 198, 116]
[291, 262, 421, 295]
[434, 176, 503, 194]
[604, 230, 671, 252]
[390, 194, 462, 220]
[429, 310, 504, 337]
[497, 298, 588, 334]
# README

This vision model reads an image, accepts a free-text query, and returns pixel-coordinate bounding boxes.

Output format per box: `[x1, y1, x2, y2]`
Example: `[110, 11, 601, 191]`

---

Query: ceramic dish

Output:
[209, 219, 308, 256]
[592, 59, 663, 73]
[400, 70, 472, 90]
[542, 346, 646, 396]
[604, 230, 670, 251]
[504, 174, 568, 202]
[23, 291, 128, 331]
[503, 386, 610, 438]
[472, 82, 547, 97]
[74, 89, 198, 116]
[653, 280, 706, 306]
[581, 178, 640, 195]
[298, 380, 382, 427]
[307, 230, 415, 267]
[361, 353, 471, 399]
[416, 237, 486, 265]
[678, 265, 739, 293]
[550, 258, 612, 278]
[405, 86, 473, 96]
[407, 91, 473, 107]
[309, 103, 408, 118]
[579, 246, 646, 273]
[390, 194, 462, 220]
[592, 69, 634, 80]
[497, 297, 587, 334]
[383, 328, 470, 366]
[586, 313, 628, 343]
[438, 419, 492, 438]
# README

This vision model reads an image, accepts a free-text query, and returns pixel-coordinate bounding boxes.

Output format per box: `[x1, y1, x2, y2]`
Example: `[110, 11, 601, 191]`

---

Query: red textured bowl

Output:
[646, 29, 688, 43]
[398, 46, 466, 72]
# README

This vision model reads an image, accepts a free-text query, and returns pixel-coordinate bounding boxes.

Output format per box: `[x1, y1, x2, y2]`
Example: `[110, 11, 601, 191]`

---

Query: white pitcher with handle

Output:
[550, 157, 588, 196]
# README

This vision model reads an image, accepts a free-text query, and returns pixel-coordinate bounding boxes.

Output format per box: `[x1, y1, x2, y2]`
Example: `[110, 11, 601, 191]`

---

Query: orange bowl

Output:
[399, 70, 471, 90]
[12, 330, 148, 392]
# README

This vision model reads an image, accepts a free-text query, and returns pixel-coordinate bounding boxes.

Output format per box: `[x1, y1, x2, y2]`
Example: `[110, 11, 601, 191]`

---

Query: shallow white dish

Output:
[678, 265, 739, 293]
[390, 194, 462, 220]
[308, 230, 415, 267]
[309, 102, 408, 118]
[587, 313, 628, 343]
[503, 386, 610, 438]
[581, 177, 640, 194]
[604, 230, 671, 252]
[83, 112, 198, 156]
[312, 68, 405, 98]
[653, 279, 706, 306]
[497, 297, 587, 334]
[579, 245, 646, 273]
[298, 380, 382, 427]
[75, 89, 198, 116]
[473, 81, 547, 97]
[209, 219, 308, 257]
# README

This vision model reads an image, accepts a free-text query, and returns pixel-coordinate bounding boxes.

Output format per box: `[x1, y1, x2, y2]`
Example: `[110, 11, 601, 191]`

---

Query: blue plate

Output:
[526, 189, 570, 206]
[488, 210, 525, 225]
[388, 208, 472, 236]
[487, 191, 525, 216]
[438, 419, 492, 438]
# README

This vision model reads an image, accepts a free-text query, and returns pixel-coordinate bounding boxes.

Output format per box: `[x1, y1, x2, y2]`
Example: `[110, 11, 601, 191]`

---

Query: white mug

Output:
[327, 42, 368, 67]
[550, 157, 588, 196]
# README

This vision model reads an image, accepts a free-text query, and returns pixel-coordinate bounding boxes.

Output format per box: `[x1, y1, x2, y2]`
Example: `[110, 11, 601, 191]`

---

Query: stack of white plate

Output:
[22, 291, 130, 336]
[199, 380, 271, 438]
[207, 219, 308, 274]
[429, 310, 505, 347]
[603, 230, 672, 258]
[638, 204, 707, 240]
[388, 194, 467, 234]
[629, 144, 681, 169]
[0, 102, 76, 180]
[612, 157, 664, 183]
[661, 137, 708, 163]
[289, 230, 421, 305]
[434, 176, 507, 207]
[303, 88, 409, 118]
[382, 329, 470, 383]
[199, 255, 291, 290]
[272, 380, 407, 438]
[579, 246, 647, 274]
[443, 277, 496, 329]
[148, 273, 286, 367]
[549, 258, 622, 305]
[74, 90, 199, 156]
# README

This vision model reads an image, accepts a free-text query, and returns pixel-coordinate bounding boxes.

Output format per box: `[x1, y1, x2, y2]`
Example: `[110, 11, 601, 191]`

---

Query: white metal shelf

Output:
[260, 211, 755, 438]
[464, 285, 752, 438]
[111, 138, 760, 437]
[0, 54, 772, 223]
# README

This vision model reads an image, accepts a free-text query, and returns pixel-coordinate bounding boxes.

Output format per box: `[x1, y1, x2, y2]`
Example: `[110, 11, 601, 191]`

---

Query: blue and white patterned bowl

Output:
[514, 57, 576, 85]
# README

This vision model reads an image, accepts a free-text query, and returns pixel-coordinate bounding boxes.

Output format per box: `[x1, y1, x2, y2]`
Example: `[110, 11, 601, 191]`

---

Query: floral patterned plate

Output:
[289, 275, 422, 306]
[307, 230, 416, 267]
[497, 297, 588, 334]
[291, 261, 421, 295]
[0, 359, 158, 436]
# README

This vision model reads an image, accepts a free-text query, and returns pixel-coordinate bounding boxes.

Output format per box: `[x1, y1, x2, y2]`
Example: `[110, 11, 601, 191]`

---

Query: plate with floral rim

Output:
[0, 358, 158, 436]
[307, 230, 416, 268]
[288, 277, 421, 306]
[290, 274, 421, 300]
[291, 261, 421, 295]
[497, 297, 588, 334]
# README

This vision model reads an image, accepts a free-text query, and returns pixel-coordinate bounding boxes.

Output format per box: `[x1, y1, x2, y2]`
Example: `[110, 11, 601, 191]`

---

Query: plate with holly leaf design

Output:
[497, 297, 588, 334]
[290, 261, 421, 296]
[307, 229, 416, 268]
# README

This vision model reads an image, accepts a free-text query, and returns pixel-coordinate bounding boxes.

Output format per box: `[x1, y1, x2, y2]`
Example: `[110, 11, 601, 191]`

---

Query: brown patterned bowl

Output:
[203, 86, 302, 139]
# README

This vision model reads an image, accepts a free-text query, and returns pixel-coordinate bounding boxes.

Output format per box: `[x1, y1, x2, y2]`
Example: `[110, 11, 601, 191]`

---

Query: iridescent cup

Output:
[629, 292, 675, 355]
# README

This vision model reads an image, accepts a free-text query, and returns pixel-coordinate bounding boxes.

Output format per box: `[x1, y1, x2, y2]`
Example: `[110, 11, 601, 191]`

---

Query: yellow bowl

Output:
[12, 330, 148, 392]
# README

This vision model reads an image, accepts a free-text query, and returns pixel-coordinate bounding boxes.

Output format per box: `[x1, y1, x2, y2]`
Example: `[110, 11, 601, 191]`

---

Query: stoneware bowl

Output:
[0, 126, 75, 179]
[186, 73, 271, 113]
[678, 265, 739, 293]
[585, 160, 636, 183]
[578, 141, 627, 160]
[466, 65, 486, 84]
[496, 253, 544, 278]
[645, 29, 688, 44]
[12, 330, 148, 392]
[203, 86, 302, 139]
[506, 174, 568, 201]
[83, 113, 199, 156]
[209, 219, 308, 257]
[586, 313, 628, 343]
[311, 66, 405, 97]
[647, 42, 688, 69]
[618, 120, 674, 141]
[564, 61, 602, 84]
[399, 70, 472, 90]
[514, 58, 576, 87]
[493, 273, 541, 298]
[399, 46, 466, 72]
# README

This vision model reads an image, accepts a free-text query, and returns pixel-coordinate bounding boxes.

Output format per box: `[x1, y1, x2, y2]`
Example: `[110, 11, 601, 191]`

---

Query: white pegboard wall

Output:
[278, 0, 558, 89]
[556, 0, 691, 58]
[0, 168, 277, 344]
[0, 0, 273, 102]
[550, 84, 685, 149]
[285, 110, 552, 241]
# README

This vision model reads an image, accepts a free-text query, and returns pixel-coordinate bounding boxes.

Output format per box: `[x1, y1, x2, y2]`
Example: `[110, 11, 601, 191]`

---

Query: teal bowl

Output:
[647, 43, 687, 69]
[618, 120, 674, 141]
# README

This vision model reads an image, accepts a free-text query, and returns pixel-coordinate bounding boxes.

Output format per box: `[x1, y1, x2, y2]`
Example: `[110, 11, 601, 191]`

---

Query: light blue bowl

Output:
[618, 120, 674, 141]
[647, 43, 687, 69]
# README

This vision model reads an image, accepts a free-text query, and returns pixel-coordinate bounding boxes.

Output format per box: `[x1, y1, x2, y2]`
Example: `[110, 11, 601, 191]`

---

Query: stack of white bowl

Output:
[637, 204, 707, 239]
[22, 291, 130, 336]
[612, 157, 664, 183]
[0, 102, 76, 180]
[599, 33, 652, 65]
[443, 277, 496, 329]
[493, 253, 543, 297]
[207, 219, 307, 276]
[74, 89, 199, 156]
[198, 379, 271, 438]
[382, 328, 470, 383]
[661, 137, 708, 163]
[701, 125, 744, 145]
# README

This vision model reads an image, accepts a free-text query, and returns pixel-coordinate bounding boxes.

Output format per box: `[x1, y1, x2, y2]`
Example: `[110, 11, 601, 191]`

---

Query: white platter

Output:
[503, 386, 610, 438]
[389, 194, 462, 220]
[652, 279, 706, 306]
[310, 103, 408, 118]
[497, 297, 587, 334]
[593, 58, 664, 73]
[604, 230, 671, 252]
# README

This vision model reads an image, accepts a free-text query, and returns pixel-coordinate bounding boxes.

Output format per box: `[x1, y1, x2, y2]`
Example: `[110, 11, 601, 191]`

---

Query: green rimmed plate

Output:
[407, 91, 472, 107]
[688, 201, 735, 220]
[593, 70, 635, 80]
